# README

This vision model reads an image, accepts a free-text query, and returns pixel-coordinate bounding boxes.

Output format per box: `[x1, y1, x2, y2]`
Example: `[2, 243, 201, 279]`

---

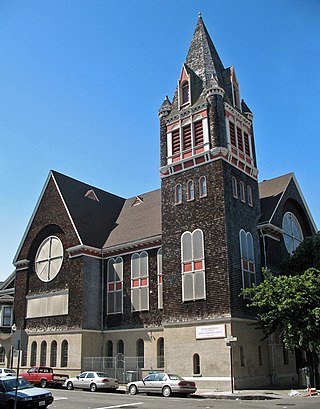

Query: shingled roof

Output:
[103, 189, 162, 251]
[52, 170, 126, 248]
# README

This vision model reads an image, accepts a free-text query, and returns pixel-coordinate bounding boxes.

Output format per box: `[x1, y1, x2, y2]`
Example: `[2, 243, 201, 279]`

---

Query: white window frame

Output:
[232, 177, 238, 198]
[239, 229, 256, 296]
[131, 251, 149, 312]
[199, 176, 207, 198]
[157, 248, 163, 310]
[175, 184, 182, 205]
[181, 229, 206, 302]
[0, 305, 13, 327]
[107, 257, 123, 315]
[187, 180, 195, 201]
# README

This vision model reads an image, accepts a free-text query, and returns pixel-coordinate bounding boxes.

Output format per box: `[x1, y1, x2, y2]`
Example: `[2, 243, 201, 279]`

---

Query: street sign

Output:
[224, 335, 238, 343]
[11, 330, 28, 350]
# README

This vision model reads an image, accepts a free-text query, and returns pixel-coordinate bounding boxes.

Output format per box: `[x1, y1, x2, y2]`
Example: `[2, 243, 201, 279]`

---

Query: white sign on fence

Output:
[196, 324, 226, 339]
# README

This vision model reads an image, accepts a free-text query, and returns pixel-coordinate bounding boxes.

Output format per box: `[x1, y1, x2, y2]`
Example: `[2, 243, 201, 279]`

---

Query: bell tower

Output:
[159, 15, 261, 322]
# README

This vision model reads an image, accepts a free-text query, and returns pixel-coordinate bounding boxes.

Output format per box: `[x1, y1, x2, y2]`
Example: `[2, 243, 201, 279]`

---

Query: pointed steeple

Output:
[158, 95, 172, 118]
[185, 15, 224, 90]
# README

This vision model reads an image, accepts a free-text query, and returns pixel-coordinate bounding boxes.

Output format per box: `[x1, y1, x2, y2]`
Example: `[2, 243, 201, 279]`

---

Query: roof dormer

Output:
[230, 66, 240, 109]
[178, 65, 191, 109]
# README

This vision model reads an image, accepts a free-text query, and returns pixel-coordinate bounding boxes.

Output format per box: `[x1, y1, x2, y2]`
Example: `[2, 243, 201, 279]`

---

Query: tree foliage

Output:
[281, 233, 320, 276]
[244, 268, 320, 352]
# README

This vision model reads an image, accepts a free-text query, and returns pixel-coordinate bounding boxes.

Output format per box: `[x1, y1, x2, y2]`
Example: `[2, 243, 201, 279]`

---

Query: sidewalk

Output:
[118, 385, 318, 399]
[191, 388, 306, 400]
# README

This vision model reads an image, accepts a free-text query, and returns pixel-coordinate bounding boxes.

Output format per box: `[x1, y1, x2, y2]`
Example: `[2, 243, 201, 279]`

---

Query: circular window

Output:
[35, 236, 63, 282]
[282, 212, 303, 254]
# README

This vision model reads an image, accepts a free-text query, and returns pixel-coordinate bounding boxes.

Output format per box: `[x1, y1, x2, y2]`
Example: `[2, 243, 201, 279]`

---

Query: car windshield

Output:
[96, 373, 110, 378]
[4, 370, 15, 374]
[168, 374, 183, 380]
[3, 378, 33, 391]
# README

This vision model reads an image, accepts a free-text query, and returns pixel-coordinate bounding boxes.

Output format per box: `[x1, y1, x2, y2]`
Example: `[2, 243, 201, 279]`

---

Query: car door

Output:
[139, 374, 156, 393]
[84, 372, 95, 389]
[73, 372, 87, 389]
[154, 373, 167, 393]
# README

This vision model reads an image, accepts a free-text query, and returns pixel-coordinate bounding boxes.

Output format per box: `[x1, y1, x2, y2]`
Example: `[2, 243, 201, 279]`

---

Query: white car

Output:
[64, 371, 119, 392]
[0, 368, 16, 377]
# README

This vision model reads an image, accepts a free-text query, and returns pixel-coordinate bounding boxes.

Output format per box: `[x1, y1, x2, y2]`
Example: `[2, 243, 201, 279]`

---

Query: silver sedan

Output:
[65, 371, 119, 392]
[127, 372, 196, 397]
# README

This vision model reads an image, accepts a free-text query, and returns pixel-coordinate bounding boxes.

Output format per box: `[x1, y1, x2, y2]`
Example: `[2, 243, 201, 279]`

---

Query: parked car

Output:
[64, 371, 119, 392]
[127, 372, 197, 397]
[0, 369, 16, 377]
[19, 366, 69, 388]
[0, 376, 54, 408]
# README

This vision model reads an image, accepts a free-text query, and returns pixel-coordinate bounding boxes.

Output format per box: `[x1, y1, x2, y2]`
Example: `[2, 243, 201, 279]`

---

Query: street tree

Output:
[243, 268, 320, 388]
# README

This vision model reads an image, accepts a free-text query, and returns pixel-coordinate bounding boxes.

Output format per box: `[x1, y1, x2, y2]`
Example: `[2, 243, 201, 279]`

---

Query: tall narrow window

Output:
[283, 344, 289, 365]
[107, 257, 123, 315]
[157, 248, 163, 309]
[240, 230, 256, 294]
[243, 132, 250, 156]
[21, 350, 27, 367]
[258, 346, 263, 366]
[131, 252, 149, 312]
[50, 341, 57, 367]
[30, 342, 37, 366]
[193, 353, 201, 375]
[232, 177, 238, 198]
[181, 229, 206, 301]
[229, 121, 236, 146]
[106, 340, 113, 368]
[247, 185, 253, 206]
[60, 340, 68, 367]
[239, 181, 245, 202]
[187, 180, 195, 201]
[175, 184, 182, 204]
[199, 176, 207, 198]
[194, 120, 204, 146]
[40, 341, 47, 366]
[181, 81, 189, 105]
[117, 340, 124, 355]
[2, 306, 12, 327]
[171, 128, 180, 155]
[182, 124, 192, 152]
[137, 339, 144, 369]
[157, 338, 164, 368]
[0, 347, 5, 364]
[237, 127, 243, 152]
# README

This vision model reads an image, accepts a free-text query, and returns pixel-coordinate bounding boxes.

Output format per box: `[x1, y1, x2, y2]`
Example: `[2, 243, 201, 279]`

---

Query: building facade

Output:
[9, 16, 317, 389]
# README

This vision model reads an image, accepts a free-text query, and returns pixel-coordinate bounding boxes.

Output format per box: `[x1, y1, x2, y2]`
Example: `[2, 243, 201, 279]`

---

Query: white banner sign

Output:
[196, 324, 226, 339]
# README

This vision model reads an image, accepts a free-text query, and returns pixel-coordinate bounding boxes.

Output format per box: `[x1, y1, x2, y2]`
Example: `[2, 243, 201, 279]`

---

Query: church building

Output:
[10, 16, 317, 389]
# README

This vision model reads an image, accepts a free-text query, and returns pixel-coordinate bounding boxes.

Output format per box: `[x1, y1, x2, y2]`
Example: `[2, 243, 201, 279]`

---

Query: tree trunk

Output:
[311, 350, 320, 389]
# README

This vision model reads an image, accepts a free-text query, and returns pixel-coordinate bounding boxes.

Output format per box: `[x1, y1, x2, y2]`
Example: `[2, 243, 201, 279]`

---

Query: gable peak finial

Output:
[198, 11, 202, 19]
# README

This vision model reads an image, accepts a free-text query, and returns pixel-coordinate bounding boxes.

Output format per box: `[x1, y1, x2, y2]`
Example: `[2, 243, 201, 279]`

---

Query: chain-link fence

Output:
[83, 354, 161, 384]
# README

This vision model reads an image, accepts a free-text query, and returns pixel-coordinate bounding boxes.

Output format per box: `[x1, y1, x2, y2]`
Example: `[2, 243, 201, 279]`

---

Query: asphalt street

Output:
[48, 388, 320, 409]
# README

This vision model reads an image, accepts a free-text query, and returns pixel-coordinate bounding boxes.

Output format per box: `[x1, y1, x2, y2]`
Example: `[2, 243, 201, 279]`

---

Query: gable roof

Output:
[258, 173, 317, 232]
[14, 171, 126, 264]
[52, 171, 126, 248]
[103, 189, 161, 251]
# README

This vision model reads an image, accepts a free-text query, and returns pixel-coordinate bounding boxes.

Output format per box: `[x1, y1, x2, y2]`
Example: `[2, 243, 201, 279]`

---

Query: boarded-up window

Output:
[172, 129, 180, 154]
[107, 257, 123, 315]
[181, 229, 206, 301]
[229, 121, 236, 146]
[237, 127, 243, 151]
[194, 120, 203, 146]
[131, 252, 149, 312]
[182, 124, 192, 151]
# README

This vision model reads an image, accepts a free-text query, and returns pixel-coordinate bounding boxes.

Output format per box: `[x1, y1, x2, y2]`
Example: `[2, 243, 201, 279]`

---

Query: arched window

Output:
[107, 257, 123, 315]
[239, 181, 245, 202]
[181, 229, 206, 301]
[30, 341, 37, 366]
[232, 177, 238, 198]
[247, 185, 253, 206]
[187, 180, 195, 201]
[239, 230, 256, 294]
[199, 176, 207, 198]
[282, 212, 303, 255]
[0, 347, 5, 364]
[157, 248, 163, 309]
[117, 340, 124, 355]
[21, 350, 27, 367]
[40, 341, 47, 366]
[181, 81, 189, 105]
[60, 340, 68, 368]
[106, 340, 113, 369]
[131, 251, 149, 312]
[136, 339, 144, 369]
[50, 341, 57, 367]
[175, 184, 182, 204]
[193, 353, 200, 375]
[157, 338, 164, 368]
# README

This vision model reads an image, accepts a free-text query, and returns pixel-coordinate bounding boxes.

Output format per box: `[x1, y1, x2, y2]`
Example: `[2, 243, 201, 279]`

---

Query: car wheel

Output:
[129, 384, 138, 395]
[162, 386, 171, 397]
[90, 383, 97, 392]
[40, 379, 47, 388]
[66, 381, 74, 390]
[6, 401, 14, 409]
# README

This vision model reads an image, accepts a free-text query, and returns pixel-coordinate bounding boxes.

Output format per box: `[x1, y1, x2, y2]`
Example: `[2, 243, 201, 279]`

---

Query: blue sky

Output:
[0, 0, 319, 280]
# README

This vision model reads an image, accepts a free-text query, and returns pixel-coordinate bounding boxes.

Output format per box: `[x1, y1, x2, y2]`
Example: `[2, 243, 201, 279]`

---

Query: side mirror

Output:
[76, 376, 79, 379]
